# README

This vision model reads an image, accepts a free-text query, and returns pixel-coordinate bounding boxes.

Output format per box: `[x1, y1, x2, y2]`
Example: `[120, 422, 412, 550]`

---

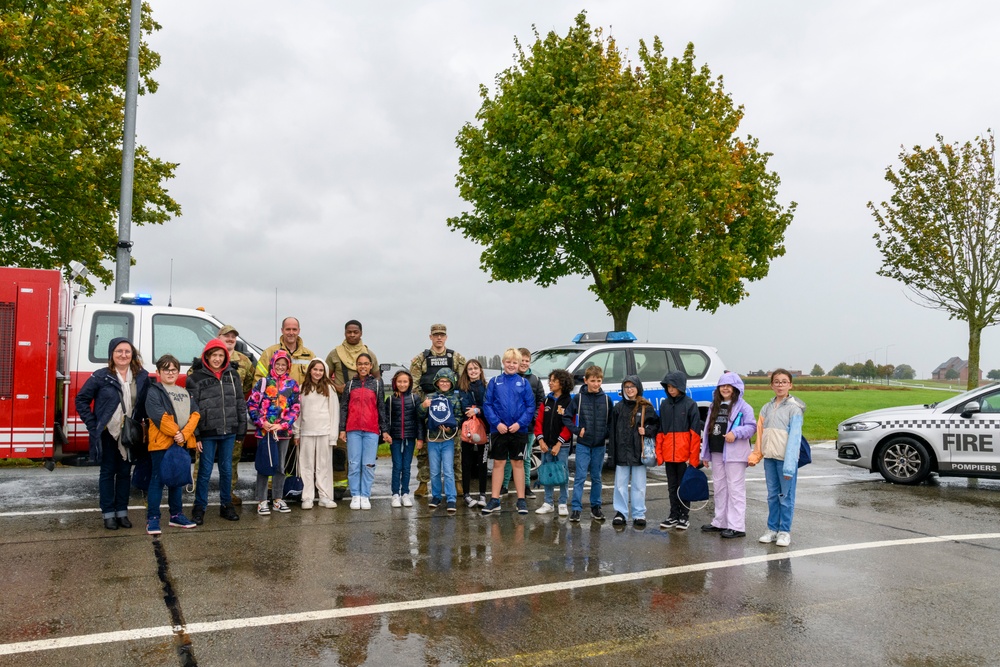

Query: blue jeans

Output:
[194, 434, 235, 510]
[613, 465, 647, 519]
[147, 448, 184, 520]
[763, 457, 798, 532]
[427, 437, 457, 502]
[347, 431, 379, 498]
[391, 438, 416, 496]
[572, 444, 605, 511]
[99, 431, 130, 518]
[542, 447, 569, 505]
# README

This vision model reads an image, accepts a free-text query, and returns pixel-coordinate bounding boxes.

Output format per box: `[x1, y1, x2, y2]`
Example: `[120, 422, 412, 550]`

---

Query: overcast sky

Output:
[84, 0, 1000, 377]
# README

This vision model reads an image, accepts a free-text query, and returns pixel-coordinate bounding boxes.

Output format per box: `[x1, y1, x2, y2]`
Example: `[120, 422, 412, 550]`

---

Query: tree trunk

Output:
[607, 303, 632, 332]
[967, 323, 983, 391]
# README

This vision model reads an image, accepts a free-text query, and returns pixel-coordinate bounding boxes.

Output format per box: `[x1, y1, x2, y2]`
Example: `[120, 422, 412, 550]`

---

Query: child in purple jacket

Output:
[700, 371, 756, 538]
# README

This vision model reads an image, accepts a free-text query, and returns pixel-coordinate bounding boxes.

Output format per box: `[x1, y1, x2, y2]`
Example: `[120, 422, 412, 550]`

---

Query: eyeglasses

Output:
[771, 380, 791, 386]
[356, 362, 372, 367]
[160, 367, 179, 374]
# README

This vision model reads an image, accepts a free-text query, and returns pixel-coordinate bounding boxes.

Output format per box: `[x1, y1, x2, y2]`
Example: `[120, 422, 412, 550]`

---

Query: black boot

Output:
[191, 505, 206, 525]
[116, 516, 132, 529]
[104, 518, 118, 530]
[220, 503, 240, 521]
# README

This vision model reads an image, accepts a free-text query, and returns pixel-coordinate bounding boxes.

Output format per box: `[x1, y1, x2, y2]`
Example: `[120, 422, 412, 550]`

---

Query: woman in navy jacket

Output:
[76, 337, 150, 530]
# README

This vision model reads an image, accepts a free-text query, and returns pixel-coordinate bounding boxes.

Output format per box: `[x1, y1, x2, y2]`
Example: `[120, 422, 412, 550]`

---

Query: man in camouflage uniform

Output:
[189, 324, 254, 505]
[410, 323, 466, 497]
[325, 320, 380, 502]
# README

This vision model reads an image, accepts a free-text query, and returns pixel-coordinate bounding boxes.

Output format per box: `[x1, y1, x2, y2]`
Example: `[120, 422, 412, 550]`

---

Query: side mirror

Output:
[573, 374, 585, 386]
[380, 363, 392, 374]
[961, 401, 981, 418]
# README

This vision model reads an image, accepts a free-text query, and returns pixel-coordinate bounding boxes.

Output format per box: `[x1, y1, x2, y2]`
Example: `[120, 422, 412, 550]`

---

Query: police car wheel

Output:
[876, 437, 932, 485]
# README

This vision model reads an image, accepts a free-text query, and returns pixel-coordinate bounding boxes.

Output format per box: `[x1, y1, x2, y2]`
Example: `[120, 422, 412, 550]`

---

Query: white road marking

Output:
[2, 532, 998, 656]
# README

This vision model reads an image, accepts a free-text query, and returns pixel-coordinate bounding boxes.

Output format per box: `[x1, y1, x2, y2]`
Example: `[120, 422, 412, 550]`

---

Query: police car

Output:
[530, 331, 726, 417]
[836, 383, 1000, 484]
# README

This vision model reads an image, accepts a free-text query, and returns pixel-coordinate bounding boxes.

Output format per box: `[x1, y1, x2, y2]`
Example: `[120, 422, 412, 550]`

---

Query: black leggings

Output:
[461, 441, 488, 496]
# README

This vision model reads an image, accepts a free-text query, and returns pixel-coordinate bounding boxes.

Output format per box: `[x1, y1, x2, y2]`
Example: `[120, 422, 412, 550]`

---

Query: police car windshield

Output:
[531, 349, 582, 377]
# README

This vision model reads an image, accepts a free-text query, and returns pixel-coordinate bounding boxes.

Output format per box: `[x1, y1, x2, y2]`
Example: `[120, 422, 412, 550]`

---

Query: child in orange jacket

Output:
[655, 371, 703, 530]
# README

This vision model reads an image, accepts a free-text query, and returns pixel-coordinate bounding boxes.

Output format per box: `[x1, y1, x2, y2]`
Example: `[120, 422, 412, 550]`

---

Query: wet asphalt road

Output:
[2, 447, 1000, 667]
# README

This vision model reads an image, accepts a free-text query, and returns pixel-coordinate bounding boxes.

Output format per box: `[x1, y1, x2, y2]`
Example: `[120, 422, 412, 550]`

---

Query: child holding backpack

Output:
[385, 369, 424, 508]
[656, 371, 703, 530]
[418, 368, 464, 513]
[145, 354, 200, 535]
[458, 360, 489, 508]
[533, 369, 574, 516]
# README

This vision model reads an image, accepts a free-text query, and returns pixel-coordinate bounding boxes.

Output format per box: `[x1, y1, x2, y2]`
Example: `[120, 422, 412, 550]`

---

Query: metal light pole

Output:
[114, 0, 142, 302]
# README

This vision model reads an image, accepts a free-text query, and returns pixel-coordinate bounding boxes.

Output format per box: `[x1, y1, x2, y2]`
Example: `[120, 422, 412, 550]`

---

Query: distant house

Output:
[931, 357, 982, 383]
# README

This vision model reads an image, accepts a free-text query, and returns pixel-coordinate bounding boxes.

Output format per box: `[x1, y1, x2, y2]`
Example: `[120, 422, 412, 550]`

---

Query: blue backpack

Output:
[428, 395, 457, 430]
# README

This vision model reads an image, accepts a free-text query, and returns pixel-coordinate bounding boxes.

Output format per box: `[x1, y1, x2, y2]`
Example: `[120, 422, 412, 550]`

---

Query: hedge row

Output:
[741, 376, 852, 386]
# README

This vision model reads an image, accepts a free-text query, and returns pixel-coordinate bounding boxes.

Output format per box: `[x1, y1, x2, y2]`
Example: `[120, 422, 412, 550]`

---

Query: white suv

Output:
[530, 331, 726, 417]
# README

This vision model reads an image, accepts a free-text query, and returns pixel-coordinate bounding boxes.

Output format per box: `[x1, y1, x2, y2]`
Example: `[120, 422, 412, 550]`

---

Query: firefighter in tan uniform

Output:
[254, 317, 316, 385]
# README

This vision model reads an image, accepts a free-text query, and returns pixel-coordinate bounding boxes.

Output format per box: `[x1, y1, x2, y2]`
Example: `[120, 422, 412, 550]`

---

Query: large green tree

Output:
[0, 1, 179, 293]
[448, 12, 795, 329]
[871, 133, 1000, 390]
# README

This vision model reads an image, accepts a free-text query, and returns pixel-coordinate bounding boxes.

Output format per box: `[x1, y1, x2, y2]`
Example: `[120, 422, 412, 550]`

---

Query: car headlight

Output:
[841, 421, 880, 432]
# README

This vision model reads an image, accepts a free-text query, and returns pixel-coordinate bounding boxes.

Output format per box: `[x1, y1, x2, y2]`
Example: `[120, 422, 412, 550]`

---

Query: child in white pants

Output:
[295, 359, 340, 509]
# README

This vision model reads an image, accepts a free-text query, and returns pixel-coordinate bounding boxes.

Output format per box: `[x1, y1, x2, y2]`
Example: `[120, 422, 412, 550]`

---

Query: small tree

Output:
[987, 369, 1000, 380]
[945, 368, 961, 381]
[893, 364, 916, 380]
[829, 362, 850, 377]
[810, 364, 825, 376]
[871, 133, 1000, 390]
[449, 12, 795, 330]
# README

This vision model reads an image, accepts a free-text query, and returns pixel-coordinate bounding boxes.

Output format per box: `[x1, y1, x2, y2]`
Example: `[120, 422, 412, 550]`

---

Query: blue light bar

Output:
[118, 292, 153, 305]
[572, 331, 638, 343]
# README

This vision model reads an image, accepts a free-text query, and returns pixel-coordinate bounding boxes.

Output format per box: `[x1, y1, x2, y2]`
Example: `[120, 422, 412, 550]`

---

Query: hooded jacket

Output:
[385, 369, 426, 441]
[75, 337, 150, 461]
[608, 375, 660, 467]
[483, 368, 536, 434]
[417, 368, 465, 441]
[188, 339, 247, 438]
[700, 372, 756, 463]
[146, 380, 200, 452]
[247, 349, 301, 438]
[656, 371, 703, 466]
[339, 369, 388, 435]
[293, 359, 340, 438]
[759, 393, 807, 477]
[255, 336, 316, 385]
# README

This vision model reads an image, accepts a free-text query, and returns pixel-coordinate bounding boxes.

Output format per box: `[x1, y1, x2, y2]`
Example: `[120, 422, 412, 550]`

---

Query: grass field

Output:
[742, 388, 956, 441]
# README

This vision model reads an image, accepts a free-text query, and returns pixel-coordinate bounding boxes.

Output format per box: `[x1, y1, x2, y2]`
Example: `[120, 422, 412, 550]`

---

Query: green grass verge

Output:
[742, 388, 953, 441]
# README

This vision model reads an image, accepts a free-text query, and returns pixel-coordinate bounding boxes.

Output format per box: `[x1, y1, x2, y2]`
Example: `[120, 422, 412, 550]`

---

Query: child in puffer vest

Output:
[385, 369, 425, 508]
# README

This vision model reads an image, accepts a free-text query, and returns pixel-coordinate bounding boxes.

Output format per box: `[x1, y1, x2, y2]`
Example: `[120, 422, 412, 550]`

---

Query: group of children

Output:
[144, 340, 806, 547]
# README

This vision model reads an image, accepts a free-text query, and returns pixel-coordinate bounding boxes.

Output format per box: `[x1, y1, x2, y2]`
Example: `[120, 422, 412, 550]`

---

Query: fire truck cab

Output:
[1, 266, 260, 461]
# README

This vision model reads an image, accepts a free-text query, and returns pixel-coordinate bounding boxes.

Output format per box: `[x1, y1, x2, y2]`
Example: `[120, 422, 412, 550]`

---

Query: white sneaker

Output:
[775, 531, 791, 547]
[391, 494, 402, 508]
[477, 495, 487, 507]
[360, 496, 371, 510]
[272, 499, 291, 513]
[257, 501, 270, 516]
[350, 496, 361, 510]
[301, 500, 314, 510]
[759, 530, 778, 544]
[318, 499, 337, 508]
[558, 504, 569, 516]
[535, 502, 555, 514]
[401, 494, 413, 507]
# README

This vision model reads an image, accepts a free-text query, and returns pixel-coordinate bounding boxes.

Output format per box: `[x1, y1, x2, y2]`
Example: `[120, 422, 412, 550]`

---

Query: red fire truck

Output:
[0, 266, 261, 462]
